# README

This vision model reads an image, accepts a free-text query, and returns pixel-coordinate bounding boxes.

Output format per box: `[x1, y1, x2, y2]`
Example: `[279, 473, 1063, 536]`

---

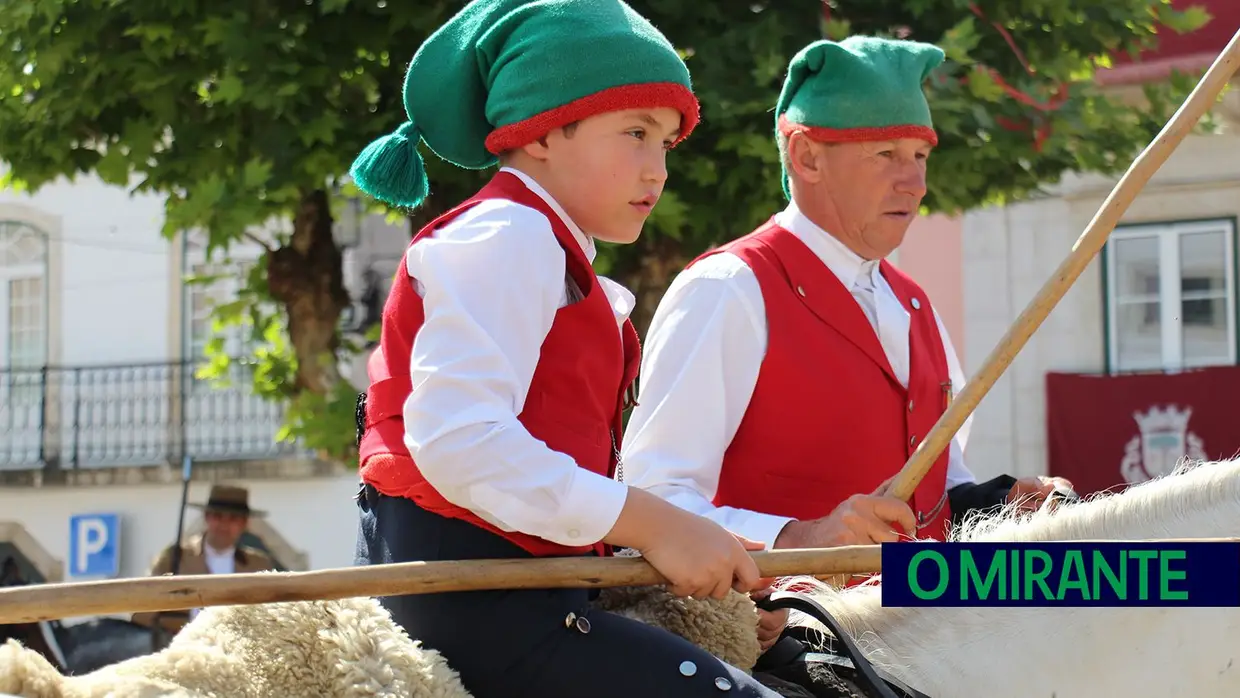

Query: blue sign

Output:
[68, 513, 121, 578]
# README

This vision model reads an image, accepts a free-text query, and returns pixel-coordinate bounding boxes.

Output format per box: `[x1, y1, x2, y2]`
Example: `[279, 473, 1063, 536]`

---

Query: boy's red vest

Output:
[691, 218, 955, 541]
[357, 171, 640, 558]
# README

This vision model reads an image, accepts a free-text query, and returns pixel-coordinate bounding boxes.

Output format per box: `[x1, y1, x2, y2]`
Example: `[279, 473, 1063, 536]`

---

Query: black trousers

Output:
[354, 483, 783, 698]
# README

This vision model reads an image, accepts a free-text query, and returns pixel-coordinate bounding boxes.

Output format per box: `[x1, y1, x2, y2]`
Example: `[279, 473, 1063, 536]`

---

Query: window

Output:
[0, 223, 47, 406]
[179, 244, 289, 458]
[7, 277, 44, 368]
[185, 259, 253, 361]
[1105, 219, 1237, 372]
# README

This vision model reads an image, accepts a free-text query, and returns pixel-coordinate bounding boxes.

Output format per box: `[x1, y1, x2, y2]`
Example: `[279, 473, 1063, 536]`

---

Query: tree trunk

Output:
[266, 189, 350, 395]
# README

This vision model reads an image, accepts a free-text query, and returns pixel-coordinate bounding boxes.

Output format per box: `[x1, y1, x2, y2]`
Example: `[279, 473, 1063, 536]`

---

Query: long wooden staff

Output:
[0, 546, 881, 624]
[886, 27, 1240, 503]
[6, 535, 1240, 623]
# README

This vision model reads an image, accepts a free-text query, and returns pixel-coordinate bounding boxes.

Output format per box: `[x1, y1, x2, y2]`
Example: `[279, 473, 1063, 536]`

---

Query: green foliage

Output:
[0, 0, 482, 464]
[0, 0, 449, 250]
[597, 0, 1215, 326]
[0, 0, 1219, 463]
[880, 0, 1218, 213]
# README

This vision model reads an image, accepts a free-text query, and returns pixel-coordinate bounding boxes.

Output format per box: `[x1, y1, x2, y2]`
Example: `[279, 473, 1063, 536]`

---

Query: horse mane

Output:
[791, 458, 1240, 684]
[949, 457, 1240, 544]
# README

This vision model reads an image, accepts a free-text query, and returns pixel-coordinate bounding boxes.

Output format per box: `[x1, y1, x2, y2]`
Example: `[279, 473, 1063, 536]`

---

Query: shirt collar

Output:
[773, 199, 882, 291]
[499, 166, 596, 263]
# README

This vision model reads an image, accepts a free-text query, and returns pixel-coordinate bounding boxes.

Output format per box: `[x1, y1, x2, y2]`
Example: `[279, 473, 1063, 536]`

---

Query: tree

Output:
[0, 0, 485, 457]
[0, 1, 1213, 462]
[602, 0, 1215, 324]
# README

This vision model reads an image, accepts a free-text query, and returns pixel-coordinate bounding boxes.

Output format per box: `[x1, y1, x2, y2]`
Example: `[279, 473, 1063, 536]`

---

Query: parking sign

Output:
[68, 513, 121, 578]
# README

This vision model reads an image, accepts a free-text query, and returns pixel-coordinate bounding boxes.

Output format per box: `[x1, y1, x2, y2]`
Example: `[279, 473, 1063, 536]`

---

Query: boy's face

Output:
[531, 107, 682, 244]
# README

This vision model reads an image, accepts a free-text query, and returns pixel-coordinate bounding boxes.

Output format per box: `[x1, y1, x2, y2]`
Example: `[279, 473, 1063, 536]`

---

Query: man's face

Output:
[203, 511, 247, 550]
[793, 136, 931, 260]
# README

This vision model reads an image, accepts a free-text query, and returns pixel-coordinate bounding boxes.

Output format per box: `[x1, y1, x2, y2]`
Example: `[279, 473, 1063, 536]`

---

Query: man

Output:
[131, 484, 276, 637]
[620, 35, 1073, 652]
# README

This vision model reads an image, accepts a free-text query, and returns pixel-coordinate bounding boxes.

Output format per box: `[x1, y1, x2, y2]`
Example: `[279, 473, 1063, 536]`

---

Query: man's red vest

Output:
[357, 171, 641, 558]
[692, 218, 955, 541]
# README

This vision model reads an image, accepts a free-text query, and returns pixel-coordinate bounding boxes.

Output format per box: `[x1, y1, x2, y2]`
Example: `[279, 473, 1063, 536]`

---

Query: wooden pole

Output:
[4, 537, 1235, 624]
[886, 28, 1240, 503]
[0, 546, 881, 624]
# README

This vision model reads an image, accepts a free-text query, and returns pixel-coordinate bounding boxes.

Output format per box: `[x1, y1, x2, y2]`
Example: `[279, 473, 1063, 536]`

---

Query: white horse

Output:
[797, 458, 1240, 698]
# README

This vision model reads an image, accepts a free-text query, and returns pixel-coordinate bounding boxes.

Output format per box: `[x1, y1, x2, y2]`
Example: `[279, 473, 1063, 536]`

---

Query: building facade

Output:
[0, 171, 373, 589]
[947, 0, 1240, 491]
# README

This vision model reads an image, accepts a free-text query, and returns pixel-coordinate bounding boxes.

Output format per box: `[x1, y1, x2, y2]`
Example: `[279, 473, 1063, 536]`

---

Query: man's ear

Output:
[786, 131, 826, 185]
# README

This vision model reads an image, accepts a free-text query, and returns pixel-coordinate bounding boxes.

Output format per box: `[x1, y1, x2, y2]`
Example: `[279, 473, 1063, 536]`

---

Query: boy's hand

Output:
[604, 488, 766, 600]
[640, 510, 766, 600]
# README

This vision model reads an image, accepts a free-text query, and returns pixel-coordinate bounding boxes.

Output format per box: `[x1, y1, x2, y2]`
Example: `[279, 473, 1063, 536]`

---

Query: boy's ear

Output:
[516, 134, 554, 162]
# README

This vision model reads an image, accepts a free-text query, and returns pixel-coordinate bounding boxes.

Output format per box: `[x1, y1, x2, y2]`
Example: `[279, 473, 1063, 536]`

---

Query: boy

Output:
[349, 2, 784, 696]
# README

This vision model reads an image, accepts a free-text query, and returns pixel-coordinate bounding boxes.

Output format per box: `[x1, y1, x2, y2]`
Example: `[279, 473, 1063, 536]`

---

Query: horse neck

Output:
[817, 460, 1240, 697]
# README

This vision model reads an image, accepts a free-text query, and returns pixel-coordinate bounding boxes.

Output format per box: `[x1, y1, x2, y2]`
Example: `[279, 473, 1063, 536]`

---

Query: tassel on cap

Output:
[349, 121, 429, 209]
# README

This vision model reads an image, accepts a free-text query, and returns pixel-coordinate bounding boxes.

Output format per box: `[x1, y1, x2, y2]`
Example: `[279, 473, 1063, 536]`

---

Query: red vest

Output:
[358, 171, 641, 558]
[693, 218, 955, 541]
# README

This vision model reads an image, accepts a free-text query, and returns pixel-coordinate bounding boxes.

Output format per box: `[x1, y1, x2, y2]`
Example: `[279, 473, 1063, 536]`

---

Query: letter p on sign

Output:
[69, 513, 121, 579]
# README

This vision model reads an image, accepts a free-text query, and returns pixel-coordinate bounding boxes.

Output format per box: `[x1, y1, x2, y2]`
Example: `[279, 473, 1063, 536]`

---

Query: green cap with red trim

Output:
[775, 36, 945, 196]
[350, 0, 699, 209]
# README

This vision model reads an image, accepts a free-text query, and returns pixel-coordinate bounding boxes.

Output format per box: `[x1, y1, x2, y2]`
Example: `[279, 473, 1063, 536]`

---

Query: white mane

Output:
[950, 458, 1240, 544]
[798, 458, 1240, 698]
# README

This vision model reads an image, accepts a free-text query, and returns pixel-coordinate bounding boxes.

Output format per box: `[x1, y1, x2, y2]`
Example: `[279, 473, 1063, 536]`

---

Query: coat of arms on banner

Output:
[1120, 404, 1207, 484]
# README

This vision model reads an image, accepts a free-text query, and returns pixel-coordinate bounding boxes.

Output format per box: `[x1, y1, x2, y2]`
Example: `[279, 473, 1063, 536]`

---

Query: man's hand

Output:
[750, 587, 789, 653]
[774, 491, 916, 548]
[1006, 475, 1075, 511]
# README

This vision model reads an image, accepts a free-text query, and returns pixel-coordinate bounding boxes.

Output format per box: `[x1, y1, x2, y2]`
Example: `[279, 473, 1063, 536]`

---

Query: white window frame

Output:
[1105, 218, 1237, 372]
[0, 222, 48, 443]
[0, 222, 48, 368]
[180, 232, 268, 365]
[184, 258, 255, 362]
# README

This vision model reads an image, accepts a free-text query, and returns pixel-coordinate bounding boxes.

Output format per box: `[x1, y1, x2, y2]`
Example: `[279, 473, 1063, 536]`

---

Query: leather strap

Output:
[756, 591, 929, 698]
[797, 649, 932, 698]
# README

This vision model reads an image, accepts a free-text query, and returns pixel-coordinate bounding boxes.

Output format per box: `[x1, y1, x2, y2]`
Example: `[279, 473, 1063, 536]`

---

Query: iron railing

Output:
[0, 360, 310, 471]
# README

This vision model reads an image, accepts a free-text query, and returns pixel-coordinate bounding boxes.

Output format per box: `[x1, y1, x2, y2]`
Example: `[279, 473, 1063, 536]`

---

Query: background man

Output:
[131, 484, 276, 638]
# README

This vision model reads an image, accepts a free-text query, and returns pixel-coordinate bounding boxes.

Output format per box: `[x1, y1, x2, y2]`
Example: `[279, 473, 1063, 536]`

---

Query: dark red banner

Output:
[1045, 366, 1240, 497]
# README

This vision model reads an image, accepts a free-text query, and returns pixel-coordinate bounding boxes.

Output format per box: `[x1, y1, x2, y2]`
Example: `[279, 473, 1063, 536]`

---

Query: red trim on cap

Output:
[484, 82, 700, 154]
[778, 114, 938, 146]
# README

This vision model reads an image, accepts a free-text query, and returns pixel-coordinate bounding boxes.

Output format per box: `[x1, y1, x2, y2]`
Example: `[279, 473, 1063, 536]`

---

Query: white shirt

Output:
[203, 545, 236, 575]
[190, 544, 236, 619]
[400, 166, 635, 548]
[619, 200, 977, 550]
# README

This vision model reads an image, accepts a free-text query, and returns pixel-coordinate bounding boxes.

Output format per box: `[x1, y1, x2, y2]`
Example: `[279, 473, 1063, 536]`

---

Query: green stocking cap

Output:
[775, 36, 945, 197]
[351, 0, 699, 209]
